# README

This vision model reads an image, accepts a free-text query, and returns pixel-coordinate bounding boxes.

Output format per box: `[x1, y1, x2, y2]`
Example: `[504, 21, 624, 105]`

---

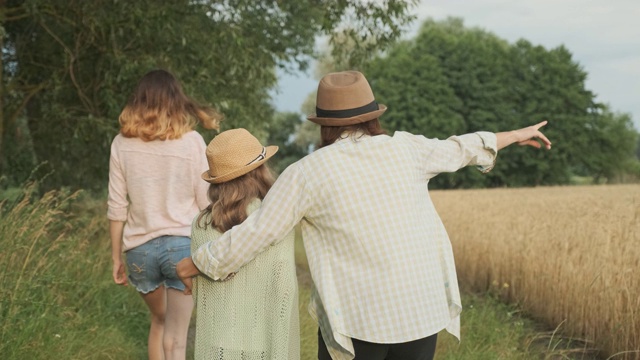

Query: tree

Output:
[578, 108, 639, 182]
[362, 18, 639, 188]
[366, 18, 517, 188]
[265, 112, 308, 174]
[0, 0, 417, 190]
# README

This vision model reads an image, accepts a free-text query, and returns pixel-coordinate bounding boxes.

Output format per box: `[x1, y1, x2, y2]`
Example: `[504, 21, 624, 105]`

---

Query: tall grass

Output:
[3, 183, 631, 359]
[0, 184, 149, 359]
[432, 184, 640, 359]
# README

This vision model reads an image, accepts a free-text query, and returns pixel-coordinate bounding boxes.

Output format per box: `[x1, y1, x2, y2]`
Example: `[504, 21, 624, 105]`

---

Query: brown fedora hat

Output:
[202, 128, 278, 184]
[307, 71, 387, 126]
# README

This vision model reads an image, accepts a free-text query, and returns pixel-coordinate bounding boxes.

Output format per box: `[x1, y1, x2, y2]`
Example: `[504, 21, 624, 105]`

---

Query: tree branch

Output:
[38, 18, 95, 114]
[6, 82, 46, 129]
[1, 4, 28, 20]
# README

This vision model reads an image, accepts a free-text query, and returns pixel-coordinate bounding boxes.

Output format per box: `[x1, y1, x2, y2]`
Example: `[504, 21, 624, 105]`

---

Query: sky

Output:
[271, 0, 640, 129]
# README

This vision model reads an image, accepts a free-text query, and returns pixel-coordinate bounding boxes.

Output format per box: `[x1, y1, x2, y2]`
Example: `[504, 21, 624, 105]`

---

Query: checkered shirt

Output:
[193, 130, 497, 360]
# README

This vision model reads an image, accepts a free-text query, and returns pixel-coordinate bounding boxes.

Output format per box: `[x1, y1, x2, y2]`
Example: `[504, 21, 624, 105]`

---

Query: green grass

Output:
[0, 184, 149, 359]
[0, 185, 598, 359]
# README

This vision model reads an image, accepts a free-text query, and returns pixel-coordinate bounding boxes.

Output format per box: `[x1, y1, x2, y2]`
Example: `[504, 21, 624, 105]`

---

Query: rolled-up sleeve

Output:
[408, 131, 497, 178]
[472, 131, 497, 173]
[192, 163, 310, 280]
[107, 139, 129, 221]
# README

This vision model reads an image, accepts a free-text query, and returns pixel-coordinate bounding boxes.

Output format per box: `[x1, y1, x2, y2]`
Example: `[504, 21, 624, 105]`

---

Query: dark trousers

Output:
[317, 329, 438, 360]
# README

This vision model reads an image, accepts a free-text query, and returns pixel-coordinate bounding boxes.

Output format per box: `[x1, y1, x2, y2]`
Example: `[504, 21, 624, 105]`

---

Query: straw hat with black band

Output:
[202, 128, 278, 184]
[307, 71, 387, 126]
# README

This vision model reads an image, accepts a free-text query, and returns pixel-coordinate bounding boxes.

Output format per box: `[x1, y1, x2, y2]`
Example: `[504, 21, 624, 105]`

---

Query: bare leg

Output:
[163, 288, 193, 360]
[141, 286, 167, 360]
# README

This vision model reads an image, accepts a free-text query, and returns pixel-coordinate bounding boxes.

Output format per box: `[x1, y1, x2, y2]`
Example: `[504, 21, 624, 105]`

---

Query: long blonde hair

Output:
[197, 165, 275, 233]
[119, 69, 222, 141]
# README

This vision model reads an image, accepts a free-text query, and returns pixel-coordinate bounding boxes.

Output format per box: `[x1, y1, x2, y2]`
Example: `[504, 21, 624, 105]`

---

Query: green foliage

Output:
[265, 112, 308, 174]
[363, 18, 640, 188]
[0, 183, 150, 359]
[0, 0, 416, 191]
[576, 108, 639, 182]
[1, 117, 36, 185]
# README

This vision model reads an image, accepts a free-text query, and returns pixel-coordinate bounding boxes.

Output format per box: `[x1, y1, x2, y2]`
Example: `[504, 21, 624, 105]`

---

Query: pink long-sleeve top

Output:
[107, 130, 210, 251]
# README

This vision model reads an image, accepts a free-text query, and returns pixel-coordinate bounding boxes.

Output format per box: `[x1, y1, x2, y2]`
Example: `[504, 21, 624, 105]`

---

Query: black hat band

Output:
[316, 100, 379, 119]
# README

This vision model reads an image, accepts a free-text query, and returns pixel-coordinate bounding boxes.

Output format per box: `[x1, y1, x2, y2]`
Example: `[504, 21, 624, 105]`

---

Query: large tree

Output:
[0, 0, 416, 190]
[363, 18, 639, 188]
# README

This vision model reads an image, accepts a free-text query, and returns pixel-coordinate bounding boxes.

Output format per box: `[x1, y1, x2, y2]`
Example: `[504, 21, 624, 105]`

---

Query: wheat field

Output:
[431, 184, 640, 359]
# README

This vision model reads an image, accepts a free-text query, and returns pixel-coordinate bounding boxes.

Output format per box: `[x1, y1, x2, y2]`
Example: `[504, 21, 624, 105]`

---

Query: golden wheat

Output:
[432, 184, 640, 360]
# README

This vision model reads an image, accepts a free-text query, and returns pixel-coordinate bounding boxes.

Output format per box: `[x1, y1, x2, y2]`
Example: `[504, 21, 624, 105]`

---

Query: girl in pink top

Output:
[107, 69, 221, 360]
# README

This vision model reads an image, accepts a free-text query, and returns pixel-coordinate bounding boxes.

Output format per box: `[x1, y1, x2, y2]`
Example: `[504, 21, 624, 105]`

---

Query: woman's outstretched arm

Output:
[496, 120, 552, 151]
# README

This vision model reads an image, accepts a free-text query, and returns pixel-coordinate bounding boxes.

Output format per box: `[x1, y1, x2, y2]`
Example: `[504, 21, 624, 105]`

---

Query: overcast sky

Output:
[272, 0, 640, 129]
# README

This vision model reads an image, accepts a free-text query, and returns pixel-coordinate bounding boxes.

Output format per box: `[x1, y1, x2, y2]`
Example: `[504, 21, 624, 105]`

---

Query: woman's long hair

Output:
[319, 118, 387, 148]
[119, 69, 222, 141]
[197, 164, 275, 233]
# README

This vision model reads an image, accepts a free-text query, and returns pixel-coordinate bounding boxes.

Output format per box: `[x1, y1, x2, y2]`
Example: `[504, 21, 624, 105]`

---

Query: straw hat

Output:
[202, 128, 278, 184]
[307, 71, 387, 126]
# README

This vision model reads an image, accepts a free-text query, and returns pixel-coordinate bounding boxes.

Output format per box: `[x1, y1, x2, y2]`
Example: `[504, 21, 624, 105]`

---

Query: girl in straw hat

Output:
[107, 69, 221, 360]
[177, 128, 299, 360]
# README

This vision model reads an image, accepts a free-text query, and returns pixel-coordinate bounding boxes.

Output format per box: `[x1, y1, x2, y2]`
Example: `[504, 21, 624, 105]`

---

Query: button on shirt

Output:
[192, 131, 497, 360]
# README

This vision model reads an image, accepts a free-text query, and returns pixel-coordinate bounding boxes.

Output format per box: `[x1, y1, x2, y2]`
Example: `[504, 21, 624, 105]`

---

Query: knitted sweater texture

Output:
[191, 201, 299, 360]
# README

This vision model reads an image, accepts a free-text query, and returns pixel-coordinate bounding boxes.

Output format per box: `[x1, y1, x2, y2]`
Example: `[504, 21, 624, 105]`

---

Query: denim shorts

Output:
[125, 235, 191, 293]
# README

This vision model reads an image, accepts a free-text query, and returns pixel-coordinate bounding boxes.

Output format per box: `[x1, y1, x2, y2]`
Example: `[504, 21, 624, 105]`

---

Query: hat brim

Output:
[306, 104, 387, 126]
[201, 145, 279, 184]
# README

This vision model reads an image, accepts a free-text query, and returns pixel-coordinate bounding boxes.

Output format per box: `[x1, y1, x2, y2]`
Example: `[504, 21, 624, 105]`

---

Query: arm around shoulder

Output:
[191, 163, 309, 280]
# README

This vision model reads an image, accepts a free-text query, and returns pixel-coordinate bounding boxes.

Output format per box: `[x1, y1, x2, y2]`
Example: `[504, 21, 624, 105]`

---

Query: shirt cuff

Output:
[475, 131, 498, 174]
[107, 207, 128, 222]
[192, 242, 222, 280]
